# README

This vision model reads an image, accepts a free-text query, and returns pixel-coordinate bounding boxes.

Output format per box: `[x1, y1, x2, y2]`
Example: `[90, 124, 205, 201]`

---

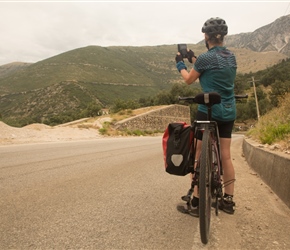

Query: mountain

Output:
[0, 15, 289, 127]
[0, 45, 203, 126]
[224, 14, 290, 56]
[0, 45, 198, 95]
[0, 62, 32, 79]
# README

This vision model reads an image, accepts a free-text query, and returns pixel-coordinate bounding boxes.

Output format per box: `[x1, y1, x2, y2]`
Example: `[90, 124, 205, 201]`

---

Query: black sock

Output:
[224, 193, 233, 198]
[191, 196, 199, 207]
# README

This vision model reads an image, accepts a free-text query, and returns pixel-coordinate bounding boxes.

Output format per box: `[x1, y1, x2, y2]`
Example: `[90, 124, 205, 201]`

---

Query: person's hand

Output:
[175, 52, 184, 63]
[187, 49, 197, 63]
[176, 52, 187, 72]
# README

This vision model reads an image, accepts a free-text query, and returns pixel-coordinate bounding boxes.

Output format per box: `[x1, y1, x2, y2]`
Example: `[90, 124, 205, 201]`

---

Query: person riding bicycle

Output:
[175, 17, 237, 215]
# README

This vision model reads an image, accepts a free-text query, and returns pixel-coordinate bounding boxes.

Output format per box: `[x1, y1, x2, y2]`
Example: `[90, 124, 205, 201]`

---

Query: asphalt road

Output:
[1, 136, 290, 249]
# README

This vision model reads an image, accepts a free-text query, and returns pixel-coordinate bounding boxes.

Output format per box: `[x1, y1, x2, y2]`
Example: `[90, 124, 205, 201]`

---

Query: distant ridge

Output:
[0, 62, 32, 79]
[224, 14, 290, 56]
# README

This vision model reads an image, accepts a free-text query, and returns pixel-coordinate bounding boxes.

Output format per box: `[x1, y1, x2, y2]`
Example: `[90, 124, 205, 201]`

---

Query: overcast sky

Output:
[0, 1, 289, 65]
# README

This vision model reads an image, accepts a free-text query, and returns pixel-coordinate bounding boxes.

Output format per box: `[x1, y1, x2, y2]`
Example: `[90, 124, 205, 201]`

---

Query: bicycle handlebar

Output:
[234, 94, 248, 99]
[178, 93, 248, 105]
[178, 92, 248, 123]
[178, 96, 198, 103]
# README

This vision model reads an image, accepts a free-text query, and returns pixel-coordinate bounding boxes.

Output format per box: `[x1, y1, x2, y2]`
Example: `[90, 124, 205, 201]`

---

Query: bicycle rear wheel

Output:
[199, 126, 212, 244]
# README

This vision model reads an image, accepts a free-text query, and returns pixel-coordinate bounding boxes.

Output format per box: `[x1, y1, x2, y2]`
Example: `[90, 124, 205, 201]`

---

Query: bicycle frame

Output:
[179, 92, 225, 244]
[179, 92, 248, 244]
[188, 121, 223, 201]
[181, 92, 222, 184]
[182, 116, 223, 203]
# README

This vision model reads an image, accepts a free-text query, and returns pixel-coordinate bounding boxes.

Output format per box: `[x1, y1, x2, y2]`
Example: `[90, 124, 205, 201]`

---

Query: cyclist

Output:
[175, 17, 237, 215]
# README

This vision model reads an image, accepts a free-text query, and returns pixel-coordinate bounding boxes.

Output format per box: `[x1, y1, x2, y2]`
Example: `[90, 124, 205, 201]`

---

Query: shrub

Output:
[247, 92, 290, 146]
[258, 123, 290, 144]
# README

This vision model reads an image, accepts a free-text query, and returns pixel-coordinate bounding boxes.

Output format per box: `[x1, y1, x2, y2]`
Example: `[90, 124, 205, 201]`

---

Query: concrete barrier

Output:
[243, 138, 290, 208]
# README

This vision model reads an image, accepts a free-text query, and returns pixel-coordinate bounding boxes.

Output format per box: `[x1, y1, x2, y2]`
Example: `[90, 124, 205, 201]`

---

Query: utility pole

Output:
[251, 76, 260, 121]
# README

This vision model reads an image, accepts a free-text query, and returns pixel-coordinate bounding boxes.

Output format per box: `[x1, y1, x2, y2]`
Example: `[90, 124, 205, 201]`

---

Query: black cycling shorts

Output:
[195, 111, 235, 139]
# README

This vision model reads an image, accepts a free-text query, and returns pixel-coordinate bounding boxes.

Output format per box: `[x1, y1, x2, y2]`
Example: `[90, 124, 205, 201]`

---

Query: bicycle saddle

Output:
[194, 92, 221, 106]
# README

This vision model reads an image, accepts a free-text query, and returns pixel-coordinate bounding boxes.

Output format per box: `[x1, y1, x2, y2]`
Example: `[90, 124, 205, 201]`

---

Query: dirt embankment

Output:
[0, 119, 106, 145]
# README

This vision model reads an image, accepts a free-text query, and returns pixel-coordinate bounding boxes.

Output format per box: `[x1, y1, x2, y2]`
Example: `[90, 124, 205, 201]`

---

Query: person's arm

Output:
[180, 67, 200, 85]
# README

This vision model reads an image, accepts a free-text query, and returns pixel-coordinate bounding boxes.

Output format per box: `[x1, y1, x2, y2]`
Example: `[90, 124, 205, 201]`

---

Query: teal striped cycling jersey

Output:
[194, 46, 237, 121]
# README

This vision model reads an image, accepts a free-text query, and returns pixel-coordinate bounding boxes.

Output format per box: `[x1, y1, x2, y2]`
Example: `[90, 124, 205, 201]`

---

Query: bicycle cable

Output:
[222, 179, 236, 188]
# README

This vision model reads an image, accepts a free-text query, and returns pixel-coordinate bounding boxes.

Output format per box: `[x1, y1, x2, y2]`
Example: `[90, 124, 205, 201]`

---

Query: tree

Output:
[84, 102, 102, 117]
[270, 80, 290, 107]
[256, 86, 267, 100]
[247, 99, 260, 120]
[169, 83, 198, 101]
[111, 99, 140, 113]
[154, 91, 172, 105]
[234, 74, 248, 94]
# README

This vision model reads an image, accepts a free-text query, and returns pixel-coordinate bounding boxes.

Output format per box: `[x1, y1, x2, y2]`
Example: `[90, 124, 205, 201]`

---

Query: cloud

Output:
[0, 1, 288, 65]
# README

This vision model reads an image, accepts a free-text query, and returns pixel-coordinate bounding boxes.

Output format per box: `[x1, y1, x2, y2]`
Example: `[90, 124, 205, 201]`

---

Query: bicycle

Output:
[178, 92, 248, 244]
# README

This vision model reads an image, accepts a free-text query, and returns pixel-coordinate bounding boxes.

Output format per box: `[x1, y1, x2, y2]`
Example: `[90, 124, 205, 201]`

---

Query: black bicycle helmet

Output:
[202, 17, 228, 36]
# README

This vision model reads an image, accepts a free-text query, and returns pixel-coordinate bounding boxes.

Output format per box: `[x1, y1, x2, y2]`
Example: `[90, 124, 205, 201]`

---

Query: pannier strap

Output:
[173, 124, 182, 148]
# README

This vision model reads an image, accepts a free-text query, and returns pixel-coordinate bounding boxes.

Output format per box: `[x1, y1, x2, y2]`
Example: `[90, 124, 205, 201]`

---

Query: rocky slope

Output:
[225, 15, 290, 56]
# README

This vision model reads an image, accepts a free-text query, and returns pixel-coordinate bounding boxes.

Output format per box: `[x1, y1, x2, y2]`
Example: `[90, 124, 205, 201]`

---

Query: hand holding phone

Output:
[177, 44, 196, 63]
[177, 44, 188, 58]
[187, 50, 196, 63]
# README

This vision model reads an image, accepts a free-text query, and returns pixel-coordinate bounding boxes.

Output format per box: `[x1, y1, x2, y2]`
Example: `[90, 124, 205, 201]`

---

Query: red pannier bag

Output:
[162, 122, 194, 176]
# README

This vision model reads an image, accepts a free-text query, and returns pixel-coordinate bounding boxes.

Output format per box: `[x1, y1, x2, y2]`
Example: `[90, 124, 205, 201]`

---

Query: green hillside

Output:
[0, 45, 200, 94]
[0, 44, 287, 127]
[0, 45, 205, 126]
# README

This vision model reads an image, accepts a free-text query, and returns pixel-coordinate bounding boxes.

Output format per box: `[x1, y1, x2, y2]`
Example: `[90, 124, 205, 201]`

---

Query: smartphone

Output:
[177, 44, 188, 58]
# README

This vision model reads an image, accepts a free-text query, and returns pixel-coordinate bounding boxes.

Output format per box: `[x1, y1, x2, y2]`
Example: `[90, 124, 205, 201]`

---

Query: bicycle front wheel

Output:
[199, 126, 212, 244]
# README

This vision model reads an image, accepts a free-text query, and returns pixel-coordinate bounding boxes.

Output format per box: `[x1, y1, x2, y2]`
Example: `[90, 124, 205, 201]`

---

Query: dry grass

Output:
[247, 92, 290, 151]
[110, 106, 165, 123]
[230, 48, 288, 73]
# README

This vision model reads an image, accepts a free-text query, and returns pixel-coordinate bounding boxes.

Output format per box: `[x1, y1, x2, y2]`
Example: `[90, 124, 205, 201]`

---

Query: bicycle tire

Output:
[199, 125, 212, 244]
[212, 141, 223, 216]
